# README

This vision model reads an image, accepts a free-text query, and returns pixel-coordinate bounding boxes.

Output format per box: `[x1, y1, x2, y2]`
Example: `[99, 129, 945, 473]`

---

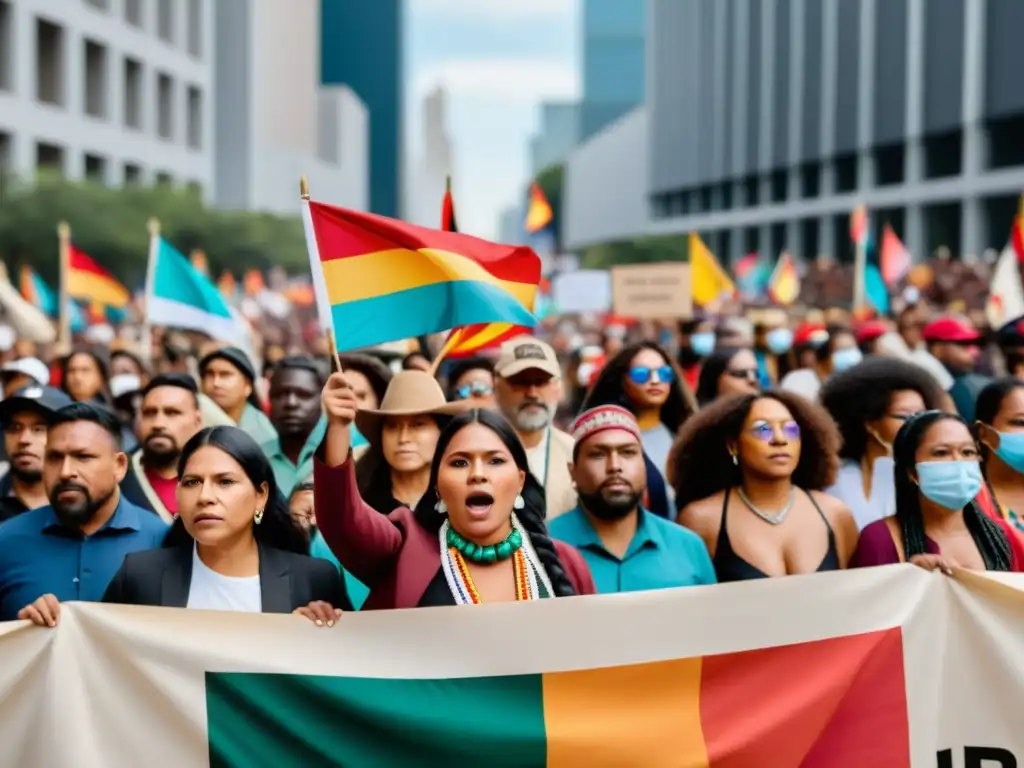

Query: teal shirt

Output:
[310, 529, 369, 610]
[548, 505, 717, 594]
[263, 418, 326, 498]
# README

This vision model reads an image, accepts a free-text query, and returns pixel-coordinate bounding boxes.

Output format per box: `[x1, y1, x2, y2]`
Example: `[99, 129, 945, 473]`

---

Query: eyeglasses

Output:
[628, 365, 675, 385]
[887, 412, 919, 422]
[748, 419, 801, 442]
[455, 382, 493, 400]
[726, 368, 759, 382]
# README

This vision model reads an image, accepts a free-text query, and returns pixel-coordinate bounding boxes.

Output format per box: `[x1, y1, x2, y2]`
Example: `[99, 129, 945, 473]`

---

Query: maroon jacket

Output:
[313, 458, 596, 610]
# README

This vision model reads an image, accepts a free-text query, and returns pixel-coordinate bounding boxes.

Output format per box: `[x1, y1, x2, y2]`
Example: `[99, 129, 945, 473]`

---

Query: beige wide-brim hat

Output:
[355, 370, 466, 444]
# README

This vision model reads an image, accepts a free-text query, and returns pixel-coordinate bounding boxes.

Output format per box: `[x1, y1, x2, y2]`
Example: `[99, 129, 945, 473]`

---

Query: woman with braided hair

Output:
[852, 410, 1024, 572]
[315, 373, 594, 608]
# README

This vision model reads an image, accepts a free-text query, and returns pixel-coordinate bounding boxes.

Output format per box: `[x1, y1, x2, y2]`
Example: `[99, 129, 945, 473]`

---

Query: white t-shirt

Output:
[780, 368, 822, 401]
[827, 458, 896, 531]
[186, 546, 262, 613]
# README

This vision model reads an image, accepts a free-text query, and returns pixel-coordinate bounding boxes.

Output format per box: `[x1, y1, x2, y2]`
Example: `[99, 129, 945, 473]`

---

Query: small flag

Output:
[850, 205, 869, 247]
[67, 246, 130, 308]
[987, 246, 1024, 328]
[689, 234, 736, 307]
[524, 183, 553, 234]
[767, 252, 800, 306]
[735, 253, 771, 298]
[441, 176, 457, 233]
[864, 263, 891, 315]
[19, 267, 86, 331]
[880, 225, 911, 286]
[1011, 194, 1024, 264]
[302, 201, 541, 351]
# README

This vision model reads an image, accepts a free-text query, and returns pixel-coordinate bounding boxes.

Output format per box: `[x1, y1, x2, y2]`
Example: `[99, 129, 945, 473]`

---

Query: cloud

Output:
[414, 59, 580, 104]
[416, 0, 576, 22]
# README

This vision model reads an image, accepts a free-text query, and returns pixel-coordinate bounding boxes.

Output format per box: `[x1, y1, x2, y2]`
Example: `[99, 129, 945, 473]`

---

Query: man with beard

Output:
[119, 375, 203, 522]
[493, 336, 576, 520]
[264, 358, 326, 496]
[0, 403, 167, 621]
[548, 405, 715, 594]
[0, 386, 73, 521]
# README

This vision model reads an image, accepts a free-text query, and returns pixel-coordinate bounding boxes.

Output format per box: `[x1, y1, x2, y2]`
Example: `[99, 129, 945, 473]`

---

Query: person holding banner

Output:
[315, 373, 594, 608]
[672, 392, 859, 582]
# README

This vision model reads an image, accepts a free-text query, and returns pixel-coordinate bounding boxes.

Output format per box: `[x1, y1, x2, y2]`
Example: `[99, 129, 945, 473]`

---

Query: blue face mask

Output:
[831, 347, 863, 372]
[915, 460, 983, 511]
[690, 332, 715, 357]
[995, 431, 1024, 474]
[766, 328, 793, 355]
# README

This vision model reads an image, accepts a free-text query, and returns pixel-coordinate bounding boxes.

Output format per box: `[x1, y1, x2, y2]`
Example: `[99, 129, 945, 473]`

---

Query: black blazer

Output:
[102, 542, 353, 613]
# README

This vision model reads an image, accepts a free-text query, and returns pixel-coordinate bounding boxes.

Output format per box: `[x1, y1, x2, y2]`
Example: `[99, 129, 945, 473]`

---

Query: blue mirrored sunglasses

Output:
[628, 365, 675, 385]
[455, 382, 493, 400]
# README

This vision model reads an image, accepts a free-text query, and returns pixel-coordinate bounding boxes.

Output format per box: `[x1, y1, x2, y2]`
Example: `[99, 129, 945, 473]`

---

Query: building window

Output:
[36, 142, 64, 176]
[83, 39, 108, 118]
[36, 18, 66, 106]
[124, 0, 142, 28]
[0, 2, 11, 92]
[123, 162, 142, 185]
[186, 86, 202, 149]
[123, 57, 142, 129]
[155, 171, 173, 187]
[157, 0, 174, 44]
[84, 0, 109, 11]
[84, 153, 107, 182]
[187, 0, 202, 58]
[157, 73, 174, 140]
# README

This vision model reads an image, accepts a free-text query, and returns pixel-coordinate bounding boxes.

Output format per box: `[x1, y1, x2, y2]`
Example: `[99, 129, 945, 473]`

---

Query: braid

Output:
[516, 498, 576, 597]
[964, 501, 1014, 571]
[899, 507, 930, 561]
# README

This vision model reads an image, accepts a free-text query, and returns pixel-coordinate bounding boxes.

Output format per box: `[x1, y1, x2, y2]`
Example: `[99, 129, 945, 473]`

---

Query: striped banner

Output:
[1, 567, 1022, 766]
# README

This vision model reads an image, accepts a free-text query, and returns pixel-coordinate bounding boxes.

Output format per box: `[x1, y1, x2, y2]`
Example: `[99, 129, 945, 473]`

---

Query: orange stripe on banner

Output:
[543, 657, 709, 767]
[700, 628, 910, 768]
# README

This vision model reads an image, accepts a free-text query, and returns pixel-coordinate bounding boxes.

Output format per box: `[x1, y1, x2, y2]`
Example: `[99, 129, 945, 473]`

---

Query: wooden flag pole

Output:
[301, 176, 343, 373]
[56, 221, 71, 348]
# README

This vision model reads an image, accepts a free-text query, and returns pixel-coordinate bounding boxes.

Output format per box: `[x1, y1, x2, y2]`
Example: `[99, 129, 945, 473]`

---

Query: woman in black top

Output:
[672, 391, 858, 582]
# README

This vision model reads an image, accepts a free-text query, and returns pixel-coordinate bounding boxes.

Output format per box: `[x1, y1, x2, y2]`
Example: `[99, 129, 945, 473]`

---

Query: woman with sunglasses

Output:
[852, 411, 1024, 572]
[446, 357, 496, 410]
[695, 348, 761, 407]
[973, 378, 1024, 540]
[583, 341, 696, 518]
[672, 391, 858, 582]
[820, 357, 945, 530]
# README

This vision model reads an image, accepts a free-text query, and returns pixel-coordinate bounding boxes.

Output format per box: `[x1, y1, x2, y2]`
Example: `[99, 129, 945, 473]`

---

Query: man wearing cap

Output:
[493, 336, 576, 520]
[0, 386, 74, 522]
[119, 374, 204, 523]
[0, 358, 50, 399]
[548, 406, 716, 594]
[923, 316, 987, 421]
[199, 346, 277, 445]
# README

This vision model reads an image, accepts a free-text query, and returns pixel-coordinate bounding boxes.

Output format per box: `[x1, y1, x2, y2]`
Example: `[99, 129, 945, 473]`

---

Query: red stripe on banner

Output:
[700, 628, 910, 768]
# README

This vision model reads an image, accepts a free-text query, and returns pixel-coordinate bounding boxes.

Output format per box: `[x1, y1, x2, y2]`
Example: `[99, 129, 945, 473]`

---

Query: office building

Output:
[0, 0, 215, 192]
[579, 0, 645, 141]
[530, 101, 580, 174]
[320, 0, 403, 218]
[214, 0, 367, 214]
[408, 86, 454, 228]
[646, 0, 1024, 264]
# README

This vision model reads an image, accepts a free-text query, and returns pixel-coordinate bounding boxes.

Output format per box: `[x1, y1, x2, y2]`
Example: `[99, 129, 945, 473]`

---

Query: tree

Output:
[579, 235, 688, 269]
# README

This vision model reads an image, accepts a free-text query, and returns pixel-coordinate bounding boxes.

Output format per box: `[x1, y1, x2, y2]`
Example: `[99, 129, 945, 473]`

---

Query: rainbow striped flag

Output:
[302, 200, 541, 351]
[767, 252, 801, 306]
[67, 246, 130, 308]
[19, 266, 86, 330]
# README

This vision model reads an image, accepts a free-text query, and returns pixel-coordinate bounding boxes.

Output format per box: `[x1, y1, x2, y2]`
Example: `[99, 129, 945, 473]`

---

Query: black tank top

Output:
[713, 487, 839, 582]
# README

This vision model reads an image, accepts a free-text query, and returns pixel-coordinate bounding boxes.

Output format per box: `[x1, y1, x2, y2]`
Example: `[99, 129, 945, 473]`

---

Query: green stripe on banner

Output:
[206, 672, 547, 767]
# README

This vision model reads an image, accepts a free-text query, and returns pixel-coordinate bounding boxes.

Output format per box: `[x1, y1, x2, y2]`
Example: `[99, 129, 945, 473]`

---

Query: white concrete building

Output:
[0, 0, 215, 192]
[213, 0, 367, 215]
[407, 86, 453, 228]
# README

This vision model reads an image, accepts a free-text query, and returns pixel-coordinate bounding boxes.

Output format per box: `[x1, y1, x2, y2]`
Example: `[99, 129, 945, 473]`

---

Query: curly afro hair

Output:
[819, 357, 945, 462]
[668, 390, 841, 510]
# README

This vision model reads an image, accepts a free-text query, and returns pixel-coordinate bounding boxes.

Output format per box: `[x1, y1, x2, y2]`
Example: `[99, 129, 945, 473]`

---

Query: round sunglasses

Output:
[628, 365, 676, 385]
[455, 382, 494, 400]
[748, 419, 801, 442]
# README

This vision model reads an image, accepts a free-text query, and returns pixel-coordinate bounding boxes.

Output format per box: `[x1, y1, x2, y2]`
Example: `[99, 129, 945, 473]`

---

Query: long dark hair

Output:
[582, 341, 696, 432]
[355, 413, 454, 502]
[695, 348, 748, 406]
[163, 426, 308, 554]
[892, 411, 1012, 570]
[412, 409, 576, 597]
[60, 349, 112, 406]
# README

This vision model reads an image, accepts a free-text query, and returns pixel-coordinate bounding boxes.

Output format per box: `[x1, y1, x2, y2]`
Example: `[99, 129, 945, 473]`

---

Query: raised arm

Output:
[316, 373, 404, 586]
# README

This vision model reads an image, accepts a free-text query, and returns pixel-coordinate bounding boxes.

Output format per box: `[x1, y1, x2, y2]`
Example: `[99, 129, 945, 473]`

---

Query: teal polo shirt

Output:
[264, 417, 327, 497]
[548, 505, 717, 594]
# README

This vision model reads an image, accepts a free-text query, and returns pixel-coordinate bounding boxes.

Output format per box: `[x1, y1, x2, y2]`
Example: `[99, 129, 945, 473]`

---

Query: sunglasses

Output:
[628, 365, 675, 385]
[726, 368, 759, 382]
[748, 419, 801, 442]
[455, 382, 493, 400]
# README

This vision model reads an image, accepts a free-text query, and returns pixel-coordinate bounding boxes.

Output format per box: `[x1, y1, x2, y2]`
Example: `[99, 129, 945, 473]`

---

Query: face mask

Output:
[831, 347, 863, 372]
[765, 328, 793, 355]
[690, 332, 715, 358]
[915, 460, 983, 511]
[995, 431, 1024, 474]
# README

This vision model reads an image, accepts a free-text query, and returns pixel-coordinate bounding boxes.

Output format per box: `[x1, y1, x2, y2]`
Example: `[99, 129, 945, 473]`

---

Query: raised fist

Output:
[322, 372, 358, 427]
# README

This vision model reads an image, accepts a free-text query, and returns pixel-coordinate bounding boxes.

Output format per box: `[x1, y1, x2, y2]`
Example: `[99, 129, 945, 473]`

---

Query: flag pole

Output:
[141, 218, 161, 364]
[852, 205, 867, 311]
[57, 221, 71, 348]
[300, 176, 343, 373]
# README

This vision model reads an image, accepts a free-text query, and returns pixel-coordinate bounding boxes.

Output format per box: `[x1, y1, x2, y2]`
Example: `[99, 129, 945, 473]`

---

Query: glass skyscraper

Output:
[580, 0, 646, 141]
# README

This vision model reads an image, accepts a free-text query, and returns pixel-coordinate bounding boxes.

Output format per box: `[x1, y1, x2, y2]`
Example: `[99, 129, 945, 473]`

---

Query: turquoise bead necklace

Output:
[446, 526, 523, 564]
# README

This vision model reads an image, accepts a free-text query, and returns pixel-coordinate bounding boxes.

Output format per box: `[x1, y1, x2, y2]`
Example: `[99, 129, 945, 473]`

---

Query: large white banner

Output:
[0, 565, 1022, 767]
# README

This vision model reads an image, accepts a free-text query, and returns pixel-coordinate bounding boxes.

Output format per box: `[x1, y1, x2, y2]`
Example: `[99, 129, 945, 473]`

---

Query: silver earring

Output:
[731, 454, 738, 466]
[254, 508, 264, 525]
[435, 499, 448, 515]
[513, 493, 525, 510]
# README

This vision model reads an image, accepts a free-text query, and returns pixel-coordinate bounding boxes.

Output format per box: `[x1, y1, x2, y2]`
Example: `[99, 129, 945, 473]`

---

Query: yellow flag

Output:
[689, 233, 735, 307]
